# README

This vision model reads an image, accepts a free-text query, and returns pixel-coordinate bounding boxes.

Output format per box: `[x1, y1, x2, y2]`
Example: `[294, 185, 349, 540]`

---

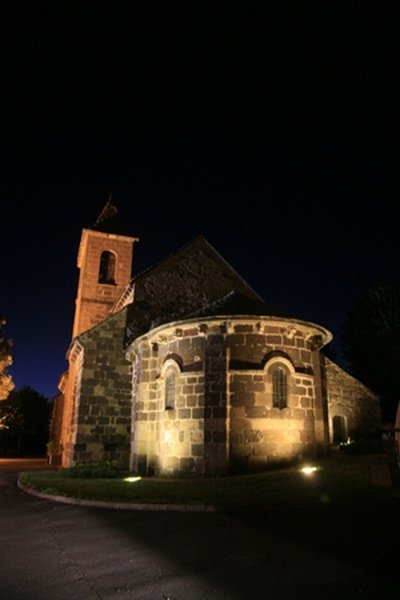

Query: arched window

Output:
[165, 368, 176, 410]
[98, 251, 116, 284]
[272, 365, 288, 409]
[162, 358, 182, 411]
[332, 415, 347, 444]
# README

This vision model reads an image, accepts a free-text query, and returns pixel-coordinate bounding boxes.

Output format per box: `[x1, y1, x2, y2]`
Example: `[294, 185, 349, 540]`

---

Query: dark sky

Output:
[2, 3, 399, 400]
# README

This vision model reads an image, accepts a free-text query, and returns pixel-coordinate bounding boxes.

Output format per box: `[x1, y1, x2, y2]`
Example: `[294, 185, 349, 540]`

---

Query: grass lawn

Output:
[19, 451, 397, 510]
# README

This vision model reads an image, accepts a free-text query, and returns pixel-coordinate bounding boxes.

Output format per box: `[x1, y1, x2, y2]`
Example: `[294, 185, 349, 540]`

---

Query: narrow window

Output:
[272, 366, 287, 409]
[165, 368, 176, 410]
[99, 251, 116, 284]
[332, 415, 347, 444]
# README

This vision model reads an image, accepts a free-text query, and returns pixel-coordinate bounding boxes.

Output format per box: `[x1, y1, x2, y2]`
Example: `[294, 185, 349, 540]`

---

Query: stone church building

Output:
[51, 200, 381, 475]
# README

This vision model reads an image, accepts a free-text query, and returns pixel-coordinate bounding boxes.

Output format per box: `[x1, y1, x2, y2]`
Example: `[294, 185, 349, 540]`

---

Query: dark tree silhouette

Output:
[341, 283, 400, 421]
[0, 314, 14, 401]
[0, 386, 51, 455]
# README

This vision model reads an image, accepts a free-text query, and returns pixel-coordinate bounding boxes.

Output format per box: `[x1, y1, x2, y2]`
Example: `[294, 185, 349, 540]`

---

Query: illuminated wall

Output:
[129, 334, 207, 476]
[58, 310, 381, 474]
[325, 358, 381, 442]
[73, 228, 138, 338]
[58, 341, 83, 467]
[55, 208, 382, 474]
[128, 316, 332, 476]
[61, 308, 133, 468]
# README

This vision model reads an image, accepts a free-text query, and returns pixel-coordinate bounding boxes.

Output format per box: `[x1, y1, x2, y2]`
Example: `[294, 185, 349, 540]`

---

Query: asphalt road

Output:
[1, 459, 399, 599]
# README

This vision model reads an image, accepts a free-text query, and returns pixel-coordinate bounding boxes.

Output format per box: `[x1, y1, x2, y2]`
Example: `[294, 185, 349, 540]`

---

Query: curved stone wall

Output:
[129, 316, 332, 476]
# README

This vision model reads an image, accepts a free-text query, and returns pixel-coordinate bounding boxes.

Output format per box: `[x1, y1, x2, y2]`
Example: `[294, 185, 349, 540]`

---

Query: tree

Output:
[0, 386, 51, 455]
[341, 283, 400, 421]
[0, 315, 14, 402]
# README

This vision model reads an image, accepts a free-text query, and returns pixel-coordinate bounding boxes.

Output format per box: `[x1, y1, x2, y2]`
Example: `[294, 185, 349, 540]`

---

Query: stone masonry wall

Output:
[227, 319, 327, 471]
[130, 328, 207, 476]
[67, 307, 133, 467]
[129, 316, 331, 476]
[325, 357, 381, 440]
[60, 346, 83, 467]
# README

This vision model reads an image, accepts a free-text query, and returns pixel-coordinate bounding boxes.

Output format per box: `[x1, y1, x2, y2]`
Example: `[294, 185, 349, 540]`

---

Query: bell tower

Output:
[72, 197, 139, 339]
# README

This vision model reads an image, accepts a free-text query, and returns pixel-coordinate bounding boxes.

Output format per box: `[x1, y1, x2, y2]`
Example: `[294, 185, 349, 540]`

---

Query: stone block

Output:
[191, 444, 203, 456]
[246, 406, 268, 418]
[208, 334, 224, 344]
[186, 395, 197, 407]
[230, 418, 248, 431]
[230, 392, 255, 407]
[178, 409, 191, 419]
[212, 407, 226, 418]
[294, 386, 307, 395]
[234, 325, 253, 333]
[207, 357, 226, 371]
[212, 431, 226, 443]
[206, 392, 222, 406]
[228, 334, 245, 345]
[190, 430, 203, 443]
[180, 457, 195, 471]
[165, 456, 179, 471]
[294, 409, 306, 419]
[192, 408, 204, 419]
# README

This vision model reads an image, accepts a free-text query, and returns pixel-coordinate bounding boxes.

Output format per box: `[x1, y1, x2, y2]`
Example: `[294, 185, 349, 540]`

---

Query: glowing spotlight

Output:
[300, 465, 318, 476]
[124, 476, 142, 483]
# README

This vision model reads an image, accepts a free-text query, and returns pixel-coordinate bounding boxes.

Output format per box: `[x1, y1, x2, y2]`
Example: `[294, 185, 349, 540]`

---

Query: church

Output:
[50, 200, 381, 475]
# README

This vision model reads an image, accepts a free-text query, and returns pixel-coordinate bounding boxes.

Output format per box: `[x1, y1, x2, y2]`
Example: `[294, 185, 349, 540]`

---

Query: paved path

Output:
[1, 459, 399, 599]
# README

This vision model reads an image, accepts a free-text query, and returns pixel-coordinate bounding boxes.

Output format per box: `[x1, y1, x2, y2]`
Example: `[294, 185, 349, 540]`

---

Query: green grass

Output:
[19, 453, 394, 510]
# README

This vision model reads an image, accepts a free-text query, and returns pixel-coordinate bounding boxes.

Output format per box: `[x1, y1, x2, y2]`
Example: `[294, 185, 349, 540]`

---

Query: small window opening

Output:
[332, 415, 347, 444]
[272, 366, 288, 409]
[99, 251, 116, 284]
[165, 369, 176, 410]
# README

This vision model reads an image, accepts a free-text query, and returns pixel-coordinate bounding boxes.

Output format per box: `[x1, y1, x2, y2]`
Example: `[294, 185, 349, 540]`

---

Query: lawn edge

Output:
[17, 476, 217, 512]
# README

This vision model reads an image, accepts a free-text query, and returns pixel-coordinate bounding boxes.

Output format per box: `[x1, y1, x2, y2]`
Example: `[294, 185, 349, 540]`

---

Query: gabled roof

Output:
[187, 290, 281, 319]
[132, 236, 261, 297]
[124, 236, 268, 346]
[92, 197, 129, 235]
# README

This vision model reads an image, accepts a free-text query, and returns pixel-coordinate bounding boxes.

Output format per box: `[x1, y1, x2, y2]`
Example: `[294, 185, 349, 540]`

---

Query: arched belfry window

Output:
[162, 359, 181, 410]
[98, 251, 116, 284]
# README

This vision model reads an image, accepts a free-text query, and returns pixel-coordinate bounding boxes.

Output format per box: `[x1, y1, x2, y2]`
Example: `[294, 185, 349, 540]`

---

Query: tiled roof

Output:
[124, 236, 278, 346]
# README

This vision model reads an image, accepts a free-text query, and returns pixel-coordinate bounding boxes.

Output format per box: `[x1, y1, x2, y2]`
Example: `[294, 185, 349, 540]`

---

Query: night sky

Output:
[2, 3, 399, 401]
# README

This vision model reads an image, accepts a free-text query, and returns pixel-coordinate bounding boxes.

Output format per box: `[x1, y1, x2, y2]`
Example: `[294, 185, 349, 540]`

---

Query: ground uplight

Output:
[300, 465, 319, 476]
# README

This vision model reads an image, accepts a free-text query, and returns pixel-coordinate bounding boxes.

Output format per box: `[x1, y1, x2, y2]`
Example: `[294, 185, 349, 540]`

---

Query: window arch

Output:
[98, 251, 116, 284]
[162, 359, 181, 410]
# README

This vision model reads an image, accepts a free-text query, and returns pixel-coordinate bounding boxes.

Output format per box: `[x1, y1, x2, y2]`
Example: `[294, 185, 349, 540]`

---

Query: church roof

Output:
[186, 290, 281, 319]
[124, 236, 270, 346]
[92, 197, 129, 235]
